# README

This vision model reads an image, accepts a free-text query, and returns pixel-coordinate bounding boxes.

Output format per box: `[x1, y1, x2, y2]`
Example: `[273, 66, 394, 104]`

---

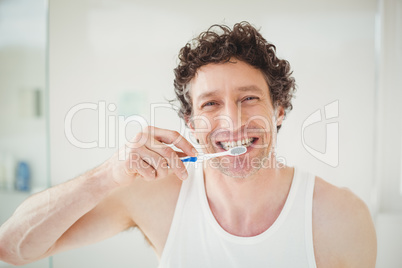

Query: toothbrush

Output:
[180, 146, 247, 162]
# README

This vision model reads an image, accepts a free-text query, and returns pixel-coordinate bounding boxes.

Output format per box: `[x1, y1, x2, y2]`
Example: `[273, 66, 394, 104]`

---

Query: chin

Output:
[208, 154, 263, 179]
[219, 166, 260, 179]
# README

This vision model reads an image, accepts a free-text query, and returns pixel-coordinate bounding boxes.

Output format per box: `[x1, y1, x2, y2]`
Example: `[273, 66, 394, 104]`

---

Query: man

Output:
[0, 22, 376, 267]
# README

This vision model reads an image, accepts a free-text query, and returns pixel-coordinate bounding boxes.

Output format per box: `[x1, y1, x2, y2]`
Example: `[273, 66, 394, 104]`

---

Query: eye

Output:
[202, 101, 217, 108]
[242, 96, 259, 102]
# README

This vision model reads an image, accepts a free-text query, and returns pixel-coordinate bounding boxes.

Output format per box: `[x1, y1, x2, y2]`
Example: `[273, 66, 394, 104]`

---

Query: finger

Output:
[145, 140, 189, 180]
[145, 126, 197, 157]
[131, 147, 169, 180]
[126, 152, 156, 180]
[176, 151, 190, 158]
[136, 159, 157, 181]
[139, 147, 170, 180]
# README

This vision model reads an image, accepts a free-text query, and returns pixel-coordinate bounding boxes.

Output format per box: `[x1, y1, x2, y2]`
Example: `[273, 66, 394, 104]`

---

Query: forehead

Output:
[189, 59, 270, 100]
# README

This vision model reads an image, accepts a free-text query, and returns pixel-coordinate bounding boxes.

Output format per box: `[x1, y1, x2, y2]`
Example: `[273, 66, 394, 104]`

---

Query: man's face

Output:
[189, 59, 284, 178]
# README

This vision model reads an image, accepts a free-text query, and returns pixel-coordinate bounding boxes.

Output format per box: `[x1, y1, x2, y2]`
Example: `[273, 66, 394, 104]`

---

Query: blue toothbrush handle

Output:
[180, 156, 198, 162]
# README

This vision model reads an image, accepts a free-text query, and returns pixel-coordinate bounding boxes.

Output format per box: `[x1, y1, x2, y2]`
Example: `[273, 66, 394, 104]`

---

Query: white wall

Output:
[49, 0, 382, 267]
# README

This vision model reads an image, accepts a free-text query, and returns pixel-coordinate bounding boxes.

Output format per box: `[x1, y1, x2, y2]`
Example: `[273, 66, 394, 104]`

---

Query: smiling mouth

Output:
[217, 137, 257, 151]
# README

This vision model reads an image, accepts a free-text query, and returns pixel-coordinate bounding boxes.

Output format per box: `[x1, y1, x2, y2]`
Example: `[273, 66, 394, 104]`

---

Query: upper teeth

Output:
[220, 138, 254, 150]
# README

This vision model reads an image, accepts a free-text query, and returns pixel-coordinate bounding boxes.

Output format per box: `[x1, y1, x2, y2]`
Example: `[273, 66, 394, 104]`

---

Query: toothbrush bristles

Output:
[229, 146, 247, 156]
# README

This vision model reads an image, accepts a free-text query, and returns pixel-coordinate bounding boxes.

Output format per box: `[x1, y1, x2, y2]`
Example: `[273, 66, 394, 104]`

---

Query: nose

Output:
[216, 100, 245, 131]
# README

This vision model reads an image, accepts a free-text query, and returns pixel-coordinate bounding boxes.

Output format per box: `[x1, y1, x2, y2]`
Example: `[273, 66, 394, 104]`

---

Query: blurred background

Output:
[0, 0, 401, 267]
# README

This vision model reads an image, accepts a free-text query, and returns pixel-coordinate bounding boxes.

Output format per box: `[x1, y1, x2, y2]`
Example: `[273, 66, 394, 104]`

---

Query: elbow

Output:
[0, 234, 56, 266]
[0, 242, 31, 266]
[0, 242, 10, 264]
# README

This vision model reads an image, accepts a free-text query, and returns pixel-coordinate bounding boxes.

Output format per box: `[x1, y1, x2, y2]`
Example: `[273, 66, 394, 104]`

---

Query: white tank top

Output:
[158, 163, 317, 268]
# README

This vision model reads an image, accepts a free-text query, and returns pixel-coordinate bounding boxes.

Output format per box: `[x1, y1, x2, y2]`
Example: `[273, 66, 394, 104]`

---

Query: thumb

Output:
[175, 151, 195, 158]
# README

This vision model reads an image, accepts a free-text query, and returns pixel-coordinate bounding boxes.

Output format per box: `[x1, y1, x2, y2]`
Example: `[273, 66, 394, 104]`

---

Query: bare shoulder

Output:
[312, 176, 377, 268]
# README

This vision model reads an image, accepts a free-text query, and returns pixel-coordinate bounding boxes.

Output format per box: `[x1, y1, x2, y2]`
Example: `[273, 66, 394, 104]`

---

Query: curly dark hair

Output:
[173, 21, 296, 132]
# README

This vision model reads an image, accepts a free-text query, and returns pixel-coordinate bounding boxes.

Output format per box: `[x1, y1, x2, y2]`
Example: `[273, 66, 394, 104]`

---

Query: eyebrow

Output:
[237, 85, 265, 95]
[197, 85, 265, 102]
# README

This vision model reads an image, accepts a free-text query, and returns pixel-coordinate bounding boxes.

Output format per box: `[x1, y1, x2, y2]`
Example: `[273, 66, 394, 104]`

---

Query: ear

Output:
[185, 116, 195, 131]
[185, 117, 200, 144]
[275, 106, 285, 127]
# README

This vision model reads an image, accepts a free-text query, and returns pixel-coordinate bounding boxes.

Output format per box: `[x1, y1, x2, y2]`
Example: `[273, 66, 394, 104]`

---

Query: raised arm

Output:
[0, 162, 125, 265]
[0, 127, 196, 265]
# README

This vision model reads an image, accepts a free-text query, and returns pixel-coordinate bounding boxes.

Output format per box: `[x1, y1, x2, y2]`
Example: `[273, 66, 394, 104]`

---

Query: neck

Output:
[203, 157, 293, 236]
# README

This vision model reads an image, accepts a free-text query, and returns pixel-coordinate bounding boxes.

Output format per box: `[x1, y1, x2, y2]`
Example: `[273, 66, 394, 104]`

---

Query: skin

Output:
[0, 59, 377, 267]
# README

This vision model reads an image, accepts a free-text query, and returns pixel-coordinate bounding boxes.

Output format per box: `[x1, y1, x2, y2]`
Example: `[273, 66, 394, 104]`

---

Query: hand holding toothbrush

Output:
[106, 126, 197, 184]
